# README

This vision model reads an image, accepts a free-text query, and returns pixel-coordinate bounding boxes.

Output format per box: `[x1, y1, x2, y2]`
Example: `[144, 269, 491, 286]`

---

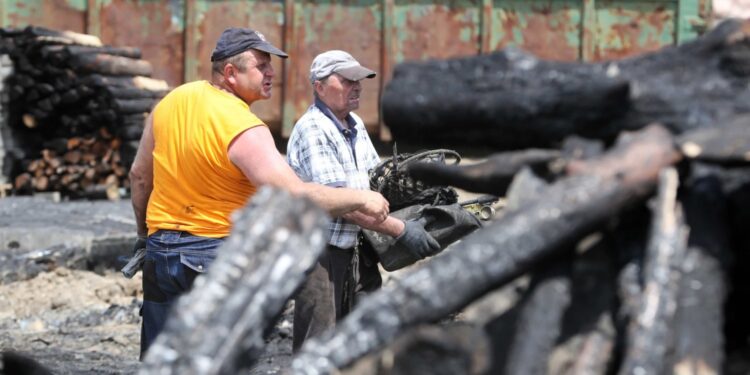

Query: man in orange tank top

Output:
[128, 28, 390, 357]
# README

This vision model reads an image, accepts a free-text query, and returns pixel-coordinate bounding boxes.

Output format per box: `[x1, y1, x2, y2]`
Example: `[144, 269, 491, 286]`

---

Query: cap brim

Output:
[253, 42, 289, 58]
[336, 65, 376, 81]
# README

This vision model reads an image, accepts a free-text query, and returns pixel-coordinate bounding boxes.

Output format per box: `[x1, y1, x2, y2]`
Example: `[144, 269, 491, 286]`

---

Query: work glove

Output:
[121, 235, 147, 279]
[395, 218, 441, 259]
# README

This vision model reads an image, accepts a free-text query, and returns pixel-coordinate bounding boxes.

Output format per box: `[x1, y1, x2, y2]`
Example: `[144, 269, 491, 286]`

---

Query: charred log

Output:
[291, 125, 679, 374]
[140, 188, 329, 374]
[619, 168, 689, 375]
[671, 164, 731, 374]
[407, 149, 560, 196]
[678, 114, 750, 165]
[382, 19, 750, 150]
[341, 324, 491, 375]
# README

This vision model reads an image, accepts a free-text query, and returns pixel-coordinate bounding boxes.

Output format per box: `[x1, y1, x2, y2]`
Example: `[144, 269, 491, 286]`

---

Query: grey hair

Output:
[211, 52, 249, 75]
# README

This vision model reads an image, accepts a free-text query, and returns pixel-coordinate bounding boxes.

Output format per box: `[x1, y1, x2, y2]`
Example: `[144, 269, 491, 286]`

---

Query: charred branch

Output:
[407, 149, 561, 196]
[619, 168, 689, 375]
[678, 114, 750, 165]
[671, 164, 731, 374]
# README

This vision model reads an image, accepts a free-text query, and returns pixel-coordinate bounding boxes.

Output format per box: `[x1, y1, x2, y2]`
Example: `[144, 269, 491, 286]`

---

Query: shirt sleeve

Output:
[287, 121, 347, 187]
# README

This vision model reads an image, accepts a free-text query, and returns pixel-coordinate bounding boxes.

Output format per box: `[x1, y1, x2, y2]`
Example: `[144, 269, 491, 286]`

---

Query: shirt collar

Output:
[314, 97, 358, 138]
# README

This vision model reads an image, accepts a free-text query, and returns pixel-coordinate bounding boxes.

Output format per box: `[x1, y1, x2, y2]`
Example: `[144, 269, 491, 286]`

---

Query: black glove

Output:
[133, 235, 147, 254]
[395, 218, 441, 259]
[121, 235, 148, 279]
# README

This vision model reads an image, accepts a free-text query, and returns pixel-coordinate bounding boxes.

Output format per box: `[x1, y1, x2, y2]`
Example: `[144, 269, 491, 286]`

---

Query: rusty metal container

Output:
[0, 0, 711, 138]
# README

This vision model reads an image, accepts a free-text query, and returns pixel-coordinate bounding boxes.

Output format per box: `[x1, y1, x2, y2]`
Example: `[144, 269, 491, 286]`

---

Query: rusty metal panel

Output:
[0, 0, 710, 139]
[282, 0, 383, 136]
[591, 1, 677, 60]
[391, 0, 481, 62]
[185, 0, 285, 133]
[491, 0, 582, 61]
[0, 0, 87, 32]
[97, 0, 185, 87]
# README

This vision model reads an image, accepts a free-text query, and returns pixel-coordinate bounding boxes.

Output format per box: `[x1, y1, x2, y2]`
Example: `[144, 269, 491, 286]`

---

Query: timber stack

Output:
[0, 26, 168, 199]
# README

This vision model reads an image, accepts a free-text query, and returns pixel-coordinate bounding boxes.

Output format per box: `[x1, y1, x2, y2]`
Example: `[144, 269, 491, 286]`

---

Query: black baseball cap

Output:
[210, 27, 288, 61]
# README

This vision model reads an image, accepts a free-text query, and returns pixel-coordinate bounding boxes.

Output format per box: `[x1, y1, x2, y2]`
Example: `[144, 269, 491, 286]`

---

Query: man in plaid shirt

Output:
[287, 50, 440, 350]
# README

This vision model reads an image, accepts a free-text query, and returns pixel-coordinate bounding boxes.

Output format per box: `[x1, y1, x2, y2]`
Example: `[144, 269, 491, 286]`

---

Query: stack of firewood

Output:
[0, 26, 168, 199]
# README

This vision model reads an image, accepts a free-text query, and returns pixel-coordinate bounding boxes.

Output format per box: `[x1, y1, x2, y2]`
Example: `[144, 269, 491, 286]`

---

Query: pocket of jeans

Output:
[179, 252, 216, 273]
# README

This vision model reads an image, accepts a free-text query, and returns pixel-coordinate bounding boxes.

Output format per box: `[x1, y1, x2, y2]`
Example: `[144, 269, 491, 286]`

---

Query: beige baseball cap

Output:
[309, 50, 376, 84]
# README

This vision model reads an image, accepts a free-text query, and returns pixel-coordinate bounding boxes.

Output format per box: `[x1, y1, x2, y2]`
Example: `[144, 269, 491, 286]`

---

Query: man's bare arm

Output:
[129, 113, 155, 237]
[228, 126, 389, 221]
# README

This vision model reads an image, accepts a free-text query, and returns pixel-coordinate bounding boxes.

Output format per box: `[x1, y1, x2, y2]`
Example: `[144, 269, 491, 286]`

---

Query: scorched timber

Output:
[671, 164, 731, 374]
[619, 168, 688, 375]
[382, 19, 750, 150]
[407, 149, 561, 196]
[140, 188, 329, 375]
[678, 114, 750, 165]
[291, 125, 680, 374]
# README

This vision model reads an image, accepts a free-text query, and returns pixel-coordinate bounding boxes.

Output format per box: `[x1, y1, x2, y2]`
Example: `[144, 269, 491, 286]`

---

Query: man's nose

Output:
[266, 64, 275, 77]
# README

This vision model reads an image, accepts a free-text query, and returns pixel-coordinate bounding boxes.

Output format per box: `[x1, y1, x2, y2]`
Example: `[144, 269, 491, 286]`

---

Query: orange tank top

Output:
[146, 80, 264, 237]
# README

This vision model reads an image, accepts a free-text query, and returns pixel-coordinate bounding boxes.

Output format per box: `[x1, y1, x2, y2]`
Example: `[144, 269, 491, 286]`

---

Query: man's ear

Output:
[313, 80, 324, 97]
[224, 64, 236, 85]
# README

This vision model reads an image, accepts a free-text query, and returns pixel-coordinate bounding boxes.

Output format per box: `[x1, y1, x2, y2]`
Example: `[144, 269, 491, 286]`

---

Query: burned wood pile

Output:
[0, 26, 168, 199]
[134, 20, 750, 375]
[285, 21, 750, 375]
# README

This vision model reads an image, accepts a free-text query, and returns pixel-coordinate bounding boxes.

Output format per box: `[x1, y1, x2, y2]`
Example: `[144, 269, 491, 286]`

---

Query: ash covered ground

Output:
[0, 197, 294, 374]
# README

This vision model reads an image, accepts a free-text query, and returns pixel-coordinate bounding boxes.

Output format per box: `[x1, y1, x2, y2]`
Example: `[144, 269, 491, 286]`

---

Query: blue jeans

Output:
[140, 230, 224, 358]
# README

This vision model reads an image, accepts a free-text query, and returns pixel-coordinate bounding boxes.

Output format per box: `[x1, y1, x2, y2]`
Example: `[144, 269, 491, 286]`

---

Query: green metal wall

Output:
[0, 0, 711, 138]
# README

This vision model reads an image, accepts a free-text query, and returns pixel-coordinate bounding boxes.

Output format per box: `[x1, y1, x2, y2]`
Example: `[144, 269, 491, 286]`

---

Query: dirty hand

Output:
[360, 191, 389, 223]
[396, 218, 440, 259]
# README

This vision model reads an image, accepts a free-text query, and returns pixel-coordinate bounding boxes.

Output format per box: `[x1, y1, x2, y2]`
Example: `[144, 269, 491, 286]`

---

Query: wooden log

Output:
[671, 163, 730, 375]
[678, 114, 750, 165]
[104, 86, 167, 100]
[112, 98, 155, 114]
[619, 168, 689, 375]
[341, 324, 491, 375]
[80, 74, 168, 91]
[382, 19, 750, 150]
[407, 149, 561, 196]
[140, 187, 329, 374]
[485, 164, 574, 373]
[503, 261, 572, 375]
[24, 26, 102, 47]
[68, 53, 152, 76]
[40, 44, 141, 59]
[13, 172, 31, 192]
[0, 351, 53, 375]
[291, 124, 680, 374]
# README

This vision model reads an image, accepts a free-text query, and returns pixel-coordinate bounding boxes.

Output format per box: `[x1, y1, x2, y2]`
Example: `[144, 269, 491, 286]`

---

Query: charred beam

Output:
[619, 168, 689, 375]
[382, 19, 750, 150]
[678, 114, 750, 165]
[407, 149, 560, 196]
[671, 164, 730, 374]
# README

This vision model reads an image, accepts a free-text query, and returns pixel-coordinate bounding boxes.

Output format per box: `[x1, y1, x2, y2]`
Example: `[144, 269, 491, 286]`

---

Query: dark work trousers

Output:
[292, 243, 382, 351]
[140, 230, 224, 359]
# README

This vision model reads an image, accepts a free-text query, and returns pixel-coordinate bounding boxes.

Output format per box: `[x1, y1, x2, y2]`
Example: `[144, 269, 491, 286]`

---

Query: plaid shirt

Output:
[286, 99, 381, 249]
